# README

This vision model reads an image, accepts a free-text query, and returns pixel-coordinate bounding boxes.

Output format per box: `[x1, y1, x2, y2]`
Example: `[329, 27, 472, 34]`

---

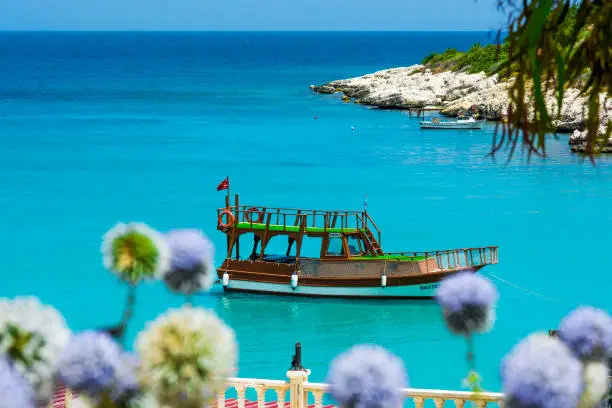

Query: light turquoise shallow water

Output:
[1, 31, 612, 394]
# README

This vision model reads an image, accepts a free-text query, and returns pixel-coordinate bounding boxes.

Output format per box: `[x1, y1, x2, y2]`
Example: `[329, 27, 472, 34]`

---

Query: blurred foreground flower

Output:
[559, 306, 612, 362]
[70, 393, 161, 408]
[436, 272, 498, 335]
[436, 272, 498, 393]
[0, 355, 35, 408]
[580, 361, 609, 408]
[124, 392, 161, 408]
[57, 331, 139, 403]
[102, 222, 170, 341]
[326, 344, 407, 408]
[102, 222, 170, 284]
[136, 306, 237, 408]
[0, 296, 70, 404]
[163, 229, 216, 298]
[501, 333, 583, 408]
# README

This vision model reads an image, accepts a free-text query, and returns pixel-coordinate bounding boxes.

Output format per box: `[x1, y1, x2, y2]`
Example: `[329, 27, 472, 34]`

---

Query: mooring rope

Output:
[487, 272, 561, 303]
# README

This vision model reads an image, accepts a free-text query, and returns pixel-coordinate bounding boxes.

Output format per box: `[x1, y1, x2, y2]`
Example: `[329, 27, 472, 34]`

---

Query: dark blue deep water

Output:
[1, 31, 611, 393]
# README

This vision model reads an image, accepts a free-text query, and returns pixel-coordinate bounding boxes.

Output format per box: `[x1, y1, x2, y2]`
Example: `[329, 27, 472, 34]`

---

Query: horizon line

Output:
[0, 28, 504, 33]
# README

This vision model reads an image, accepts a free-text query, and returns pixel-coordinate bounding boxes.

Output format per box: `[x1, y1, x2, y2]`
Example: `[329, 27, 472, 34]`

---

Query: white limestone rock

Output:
[568, 96, 612, 152]
[440, 81, 509, 120]
[314, 65, 498, 109]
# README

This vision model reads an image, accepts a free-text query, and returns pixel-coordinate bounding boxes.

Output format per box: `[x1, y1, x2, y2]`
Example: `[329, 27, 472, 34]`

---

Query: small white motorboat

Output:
[420, 116, 484, 129]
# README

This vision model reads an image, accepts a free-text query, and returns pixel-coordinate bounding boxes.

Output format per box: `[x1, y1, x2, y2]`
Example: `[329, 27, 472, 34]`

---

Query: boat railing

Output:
[221, 205, 376, 234]
[361, 211, 382, 247]
[384, 247, 498, 272]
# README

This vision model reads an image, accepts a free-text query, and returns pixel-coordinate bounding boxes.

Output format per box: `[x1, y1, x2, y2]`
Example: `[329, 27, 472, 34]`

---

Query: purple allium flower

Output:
[326, 345, 407, 408]
[110, 353, 140, 401]
[0, 355, 35, 408]
[501, 333, 583, 408]
[435, 272, 498, 335]
[57, 331, 138, 401]
[164, 229, 215, 295]
[559, 306, 612, 361]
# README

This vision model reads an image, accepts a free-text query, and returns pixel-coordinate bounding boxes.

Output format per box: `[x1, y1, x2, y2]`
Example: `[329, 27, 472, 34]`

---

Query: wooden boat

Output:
[420, 117, 484, 129]
[216, 194, 498, 299]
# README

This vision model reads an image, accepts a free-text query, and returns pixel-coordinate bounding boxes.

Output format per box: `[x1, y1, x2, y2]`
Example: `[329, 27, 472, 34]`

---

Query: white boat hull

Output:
[219, 279, 440, 299]
[420, 122, 483, 129]
[420, 118, 484, 129]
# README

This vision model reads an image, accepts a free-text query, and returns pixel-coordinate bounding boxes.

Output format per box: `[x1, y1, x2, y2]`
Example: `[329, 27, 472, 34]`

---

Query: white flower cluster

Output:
[101, 222, 171, 283]
[136, 307, 237, 407]
[580, 362, 610, 408]
[0, 297, 70, 402]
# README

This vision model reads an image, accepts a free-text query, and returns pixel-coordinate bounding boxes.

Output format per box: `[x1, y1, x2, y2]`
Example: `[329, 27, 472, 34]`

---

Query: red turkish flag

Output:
[217, 177, 229, 191]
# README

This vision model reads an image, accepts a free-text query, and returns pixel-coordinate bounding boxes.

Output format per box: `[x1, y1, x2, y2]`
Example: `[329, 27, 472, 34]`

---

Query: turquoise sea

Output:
[1, 31, 612, 394]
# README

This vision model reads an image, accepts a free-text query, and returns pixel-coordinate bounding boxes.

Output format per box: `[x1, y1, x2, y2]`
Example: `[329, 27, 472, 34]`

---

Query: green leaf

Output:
[520, 0, 554, 49]
[555, 47, 566, 116]
[529, 46, 552, 126]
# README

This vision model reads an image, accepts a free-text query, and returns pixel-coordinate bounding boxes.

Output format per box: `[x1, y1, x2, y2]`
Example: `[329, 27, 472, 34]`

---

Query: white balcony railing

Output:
[218, 372, 504, 408]
[51, 369, 504, 408]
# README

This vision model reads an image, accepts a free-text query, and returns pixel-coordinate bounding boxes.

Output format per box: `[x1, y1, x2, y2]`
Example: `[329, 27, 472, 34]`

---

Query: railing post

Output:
[255, 385, 267, 408]
[287, 370, 309, 408]
[287, 343, 310, 408]
[236, 383, 247, 408]
[413, 397, 425, 408]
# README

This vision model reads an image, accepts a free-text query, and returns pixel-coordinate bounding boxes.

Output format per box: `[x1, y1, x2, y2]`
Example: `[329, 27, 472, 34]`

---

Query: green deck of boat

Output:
[236, 222, 361, 234]
[350, 255, 428, 262]
[236, 222, 428, 262]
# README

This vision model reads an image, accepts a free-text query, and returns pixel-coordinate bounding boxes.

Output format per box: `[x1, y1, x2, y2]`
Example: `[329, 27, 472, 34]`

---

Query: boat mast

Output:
[234, 192, 240, 259]
[227, 176, 231, 204]
[222, 176, 231, 208]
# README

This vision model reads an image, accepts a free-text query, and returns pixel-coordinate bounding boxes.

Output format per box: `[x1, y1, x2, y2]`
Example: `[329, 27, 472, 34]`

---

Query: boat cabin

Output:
[241, 230, 376, 264]
[217, 194, 386, 265]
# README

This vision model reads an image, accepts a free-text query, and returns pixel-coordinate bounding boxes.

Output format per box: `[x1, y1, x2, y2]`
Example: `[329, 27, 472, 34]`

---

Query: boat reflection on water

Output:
[216, 290, 443, 327]
[210, 290, 453, 382]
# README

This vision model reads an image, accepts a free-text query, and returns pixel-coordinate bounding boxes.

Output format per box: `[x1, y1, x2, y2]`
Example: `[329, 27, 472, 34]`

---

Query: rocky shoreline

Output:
[310, 64, 611, 152]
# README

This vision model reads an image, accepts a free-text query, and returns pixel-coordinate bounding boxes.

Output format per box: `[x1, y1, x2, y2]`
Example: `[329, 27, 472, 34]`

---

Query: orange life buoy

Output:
[244, 207, 264, 223]
[218, 209, 236, 228]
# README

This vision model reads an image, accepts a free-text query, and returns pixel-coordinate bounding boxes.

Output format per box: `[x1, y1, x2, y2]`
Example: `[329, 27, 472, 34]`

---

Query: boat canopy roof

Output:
[217, 193, 385, 256]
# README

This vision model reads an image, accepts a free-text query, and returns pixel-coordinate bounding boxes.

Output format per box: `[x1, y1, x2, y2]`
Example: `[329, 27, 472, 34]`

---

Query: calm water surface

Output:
[1, 32, 611, 393]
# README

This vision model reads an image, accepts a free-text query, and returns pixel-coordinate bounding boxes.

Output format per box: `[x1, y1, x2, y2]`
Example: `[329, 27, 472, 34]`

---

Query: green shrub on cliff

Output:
[422, 43, 508, 75]
[421, 4, 575, 78]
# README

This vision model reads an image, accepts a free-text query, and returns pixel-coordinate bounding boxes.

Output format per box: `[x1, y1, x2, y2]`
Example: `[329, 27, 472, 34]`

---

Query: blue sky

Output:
[0, 0, 507, 31]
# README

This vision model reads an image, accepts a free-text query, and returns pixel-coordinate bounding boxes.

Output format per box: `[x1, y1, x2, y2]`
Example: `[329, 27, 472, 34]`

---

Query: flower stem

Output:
[465, 334, 482, 393]
[466, 334, 475, 372]
[118, 284, 137, 343]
